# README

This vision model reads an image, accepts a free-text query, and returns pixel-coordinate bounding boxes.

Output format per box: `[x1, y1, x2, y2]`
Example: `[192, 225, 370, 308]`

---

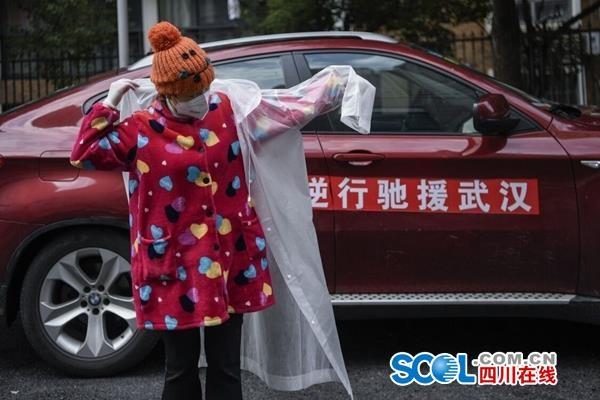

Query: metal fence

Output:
[446, 26, 600, 106]
[1, 27, 599, 112]
[1, 51, 125, 111]
[0, 49, 148, 112]
[0, 27, 238, 112]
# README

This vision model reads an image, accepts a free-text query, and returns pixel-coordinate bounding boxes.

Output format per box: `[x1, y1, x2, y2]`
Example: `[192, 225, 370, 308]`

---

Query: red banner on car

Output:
[307, 176, 539, 215]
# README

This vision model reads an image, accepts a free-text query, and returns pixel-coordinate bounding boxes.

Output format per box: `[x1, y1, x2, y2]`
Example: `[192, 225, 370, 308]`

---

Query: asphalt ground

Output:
[1, 315, 600, 399]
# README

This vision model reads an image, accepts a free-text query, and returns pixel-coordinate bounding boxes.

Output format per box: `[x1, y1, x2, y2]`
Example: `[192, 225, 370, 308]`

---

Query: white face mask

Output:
[166, 91, 210, 120]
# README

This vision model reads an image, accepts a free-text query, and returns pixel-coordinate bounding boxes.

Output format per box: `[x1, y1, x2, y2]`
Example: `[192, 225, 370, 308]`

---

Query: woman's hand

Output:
[102, 78, 140, 109]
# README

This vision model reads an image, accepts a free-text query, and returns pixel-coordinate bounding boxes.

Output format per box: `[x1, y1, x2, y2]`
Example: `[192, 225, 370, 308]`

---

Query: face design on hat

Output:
[147, 21, 215, 98]
[177, 50, 213, 87]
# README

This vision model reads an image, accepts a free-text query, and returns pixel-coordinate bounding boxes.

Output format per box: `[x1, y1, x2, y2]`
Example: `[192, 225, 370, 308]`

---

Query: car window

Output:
[215, 56, 287, 89]
[83, 56, 288, 115]
[303, 52, 481, 135]
[215, 54, 325, 132]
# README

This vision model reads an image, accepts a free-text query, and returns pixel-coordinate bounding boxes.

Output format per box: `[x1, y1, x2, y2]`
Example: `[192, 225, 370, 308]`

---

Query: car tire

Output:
[20, 227, 160, 377]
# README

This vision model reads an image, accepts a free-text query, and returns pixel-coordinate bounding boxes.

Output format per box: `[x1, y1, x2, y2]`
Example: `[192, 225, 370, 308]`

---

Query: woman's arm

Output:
[70, 79, 140, 171]
[69, 103, 139, 171]
[242, 65, 376, 142]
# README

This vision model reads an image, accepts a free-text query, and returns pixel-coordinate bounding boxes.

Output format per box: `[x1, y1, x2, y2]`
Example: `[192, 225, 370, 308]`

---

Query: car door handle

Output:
[332, 152, 385, 166]
[581, 160, 600, 169]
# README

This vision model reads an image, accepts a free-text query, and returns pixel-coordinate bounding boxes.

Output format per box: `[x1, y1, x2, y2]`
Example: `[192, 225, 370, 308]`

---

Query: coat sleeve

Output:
[69, 102, 139, 171]
[242, 65, 376, 142]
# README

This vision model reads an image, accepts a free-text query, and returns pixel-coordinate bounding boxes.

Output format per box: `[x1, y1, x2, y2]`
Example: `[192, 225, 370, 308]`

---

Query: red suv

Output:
[1, 31, 599, 376]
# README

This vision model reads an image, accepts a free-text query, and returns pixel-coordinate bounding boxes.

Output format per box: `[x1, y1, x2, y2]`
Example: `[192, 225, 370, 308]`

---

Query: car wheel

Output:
[20, 227, 159, 377]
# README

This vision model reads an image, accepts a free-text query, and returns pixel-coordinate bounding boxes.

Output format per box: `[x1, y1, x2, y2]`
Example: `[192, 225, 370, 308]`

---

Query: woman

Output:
[70, 21, 375, 400]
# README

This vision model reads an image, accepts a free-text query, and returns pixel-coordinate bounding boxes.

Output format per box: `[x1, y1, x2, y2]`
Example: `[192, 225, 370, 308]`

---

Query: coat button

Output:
[214, 243, 220, 251]
[206, 208, 214, 217]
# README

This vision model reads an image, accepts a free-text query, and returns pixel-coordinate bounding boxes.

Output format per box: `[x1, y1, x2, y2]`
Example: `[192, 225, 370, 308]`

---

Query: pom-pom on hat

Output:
[147, 21, 214, 97]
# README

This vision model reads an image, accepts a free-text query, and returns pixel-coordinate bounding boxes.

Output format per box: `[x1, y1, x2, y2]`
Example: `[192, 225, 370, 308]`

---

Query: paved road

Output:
[1, 315, 600, 399]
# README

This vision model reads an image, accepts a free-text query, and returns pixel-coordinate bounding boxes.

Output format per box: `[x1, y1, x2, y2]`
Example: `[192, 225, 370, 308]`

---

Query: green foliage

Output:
[238, 0, 269, 35]
[258, 0, 336, 33]
[8, 0, 118, 88]
[11, 0, 117, 58]
[348, 0, 490, 49]
[241, 0, 491, 53]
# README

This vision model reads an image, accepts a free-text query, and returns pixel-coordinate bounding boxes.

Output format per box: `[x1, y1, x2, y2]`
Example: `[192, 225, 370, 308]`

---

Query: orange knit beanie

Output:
[147, 21, 215, 97]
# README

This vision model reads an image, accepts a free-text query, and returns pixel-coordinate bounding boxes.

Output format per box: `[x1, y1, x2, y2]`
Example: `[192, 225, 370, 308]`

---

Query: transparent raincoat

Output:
[119, 65, 375, 399]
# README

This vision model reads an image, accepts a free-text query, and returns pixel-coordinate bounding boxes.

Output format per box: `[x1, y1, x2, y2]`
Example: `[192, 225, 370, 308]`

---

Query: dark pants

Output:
[160, 313, 244, 400]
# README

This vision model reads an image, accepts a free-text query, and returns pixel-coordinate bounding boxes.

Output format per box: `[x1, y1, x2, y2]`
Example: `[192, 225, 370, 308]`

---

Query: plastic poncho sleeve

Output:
[242, 64, 376, 143]
[69, 102, 139, 171]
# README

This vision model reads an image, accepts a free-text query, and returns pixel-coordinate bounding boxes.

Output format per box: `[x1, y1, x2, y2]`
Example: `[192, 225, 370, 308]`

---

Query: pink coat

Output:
[70, 92, 275, 330]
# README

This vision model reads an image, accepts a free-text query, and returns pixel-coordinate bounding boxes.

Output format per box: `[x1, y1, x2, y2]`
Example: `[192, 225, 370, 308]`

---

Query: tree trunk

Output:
[491, 0, 523, 88]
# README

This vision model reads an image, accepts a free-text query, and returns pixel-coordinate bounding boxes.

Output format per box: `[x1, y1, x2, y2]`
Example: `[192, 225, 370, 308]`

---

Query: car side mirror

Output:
[473, 94, 520, 134]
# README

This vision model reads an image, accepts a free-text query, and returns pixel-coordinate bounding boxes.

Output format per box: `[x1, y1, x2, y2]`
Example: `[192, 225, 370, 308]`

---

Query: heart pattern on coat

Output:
[165, 196, 186, 223]
[226, 176, 241, 197]
[137, 159, 150, 174]
[216, 215, 232, 235]
[128, 179, 138, 195]
[90, 116, 109, 131]
[243, 264, 257, 279]
[98, 131, 121, 150]
[176, 135, 194, 149]
[198, 256, 222, 278]
[159, 176, 173, 191]
[204, 316, 222, 326]
[98, 137, 111, 150]
[263, 282, 272, 296]
[149, 119, 164, 133]
[138, 134, 149, 148]
[107, 131, 120, 144]
[177, 266, 187, 281]
[165, 315, 178, 330]
[179, 294, 195, 313]
[190, 223, 208, 239]
[151, 225, 163, 239]
[187, 287, 199, 303]
[165, 142, 183, 154]
[139, 285, 152, 304]
[178, 229, 197, 246]
[199, 128, 220, 146]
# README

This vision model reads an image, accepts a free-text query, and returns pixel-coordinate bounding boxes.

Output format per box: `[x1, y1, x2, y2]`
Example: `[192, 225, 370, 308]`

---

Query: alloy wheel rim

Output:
[38, 247, 136, 358]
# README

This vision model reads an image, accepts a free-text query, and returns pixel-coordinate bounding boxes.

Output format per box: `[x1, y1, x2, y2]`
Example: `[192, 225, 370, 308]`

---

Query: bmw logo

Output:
[88, 292, 101, 306]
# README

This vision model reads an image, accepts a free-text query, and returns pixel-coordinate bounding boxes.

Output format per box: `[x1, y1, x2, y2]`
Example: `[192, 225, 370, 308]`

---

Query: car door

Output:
[216, 54, 335, 290]
[294, 50, 578, 294]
